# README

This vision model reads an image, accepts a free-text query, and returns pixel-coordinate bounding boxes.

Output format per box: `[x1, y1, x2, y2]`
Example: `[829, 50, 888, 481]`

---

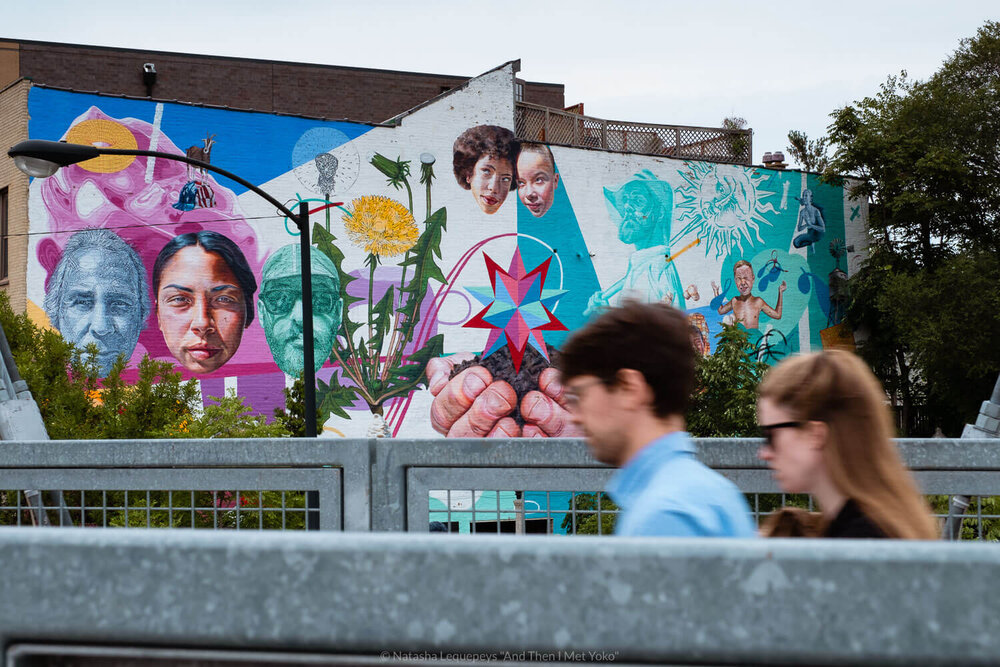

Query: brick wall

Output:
[13, 40, 563, 123]
[0, 79, 29, 312]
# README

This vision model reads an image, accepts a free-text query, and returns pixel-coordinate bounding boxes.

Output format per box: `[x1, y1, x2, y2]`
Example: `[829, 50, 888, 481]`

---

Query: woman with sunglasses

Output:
[756, 350, 937, 539]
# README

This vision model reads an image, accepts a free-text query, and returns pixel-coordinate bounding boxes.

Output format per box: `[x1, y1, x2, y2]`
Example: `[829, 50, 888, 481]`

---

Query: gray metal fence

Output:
[0, 439, 369, 531]
[515, 101, 754, 165]
[4, 437, 1000, 538]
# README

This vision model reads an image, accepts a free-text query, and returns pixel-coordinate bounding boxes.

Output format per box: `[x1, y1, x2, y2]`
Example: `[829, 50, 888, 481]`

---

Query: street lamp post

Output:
[8, 139, 318, 437]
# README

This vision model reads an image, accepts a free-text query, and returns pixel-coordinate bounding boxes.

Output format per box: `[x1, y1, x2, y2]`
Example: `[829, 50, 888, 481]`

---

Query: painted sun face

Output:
[156, 245, 247, 374]
[467, 155, 513, 214]
[517, 150, 559, 218]
[674, 163, 776, 260]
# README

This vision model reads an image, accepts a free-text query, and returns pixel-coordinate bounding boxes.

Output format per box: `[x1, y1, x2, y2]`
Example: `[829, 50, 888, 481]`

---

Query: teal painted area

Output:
[517, 164, 600, 348]
[429, 491, 518, 533]
[701, 169, 848, 359]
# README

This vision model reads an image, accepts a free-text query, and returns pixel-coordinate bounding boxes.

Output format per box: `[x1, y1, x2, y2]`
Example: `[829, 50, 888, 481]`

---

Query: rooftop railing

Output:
[515, 101, 753, 165]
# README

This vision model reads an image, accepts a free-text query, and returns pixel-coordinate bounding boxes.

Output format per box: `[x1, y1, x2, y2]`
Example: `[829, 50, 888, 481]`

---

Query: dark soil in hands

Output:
[449, 345, 559, 426]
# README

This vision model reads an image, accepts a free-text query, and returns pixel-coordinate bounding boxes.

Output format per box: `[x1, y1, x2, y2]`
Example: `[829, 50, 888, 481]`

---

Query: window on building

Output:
[0, 187, 7, 282]
[515, 81, 524, 102]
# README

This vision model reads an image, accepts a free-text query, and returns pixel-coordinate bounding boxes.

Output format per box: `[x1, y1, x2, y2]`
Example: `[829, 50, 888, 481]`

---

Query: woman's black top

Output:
[823, 499, 887, 538]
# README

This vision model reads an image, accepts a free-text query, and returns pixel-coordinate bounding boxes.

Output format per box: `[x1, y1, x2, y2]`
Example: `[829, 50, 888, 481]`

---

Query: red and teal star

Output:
[464, 248, 567, 372]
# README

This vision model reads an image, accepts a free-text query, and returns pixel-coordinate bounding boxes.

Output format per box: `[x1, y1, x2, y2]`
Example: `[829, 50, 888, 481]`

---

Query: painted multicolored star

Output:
[464, 248, 567, 372]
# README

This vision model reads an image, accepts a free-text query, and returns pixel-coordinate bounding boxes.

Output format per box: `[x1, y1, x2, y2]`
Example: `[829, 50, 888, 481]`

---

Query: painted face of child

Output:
[517, 150, 559, 218]
[467, 154, 513, 214]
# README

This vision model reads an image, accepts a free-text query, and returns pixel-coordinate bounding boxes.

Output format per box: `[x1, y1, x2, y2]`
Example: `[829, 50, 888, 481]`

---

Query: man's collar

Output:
[606, 432, 694, 509]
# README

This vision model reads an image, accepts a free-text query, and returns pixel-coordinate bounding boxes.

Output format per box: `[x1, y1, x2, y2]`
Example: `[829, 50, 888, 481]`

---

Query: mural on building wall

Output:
[24, 73, 864, 441]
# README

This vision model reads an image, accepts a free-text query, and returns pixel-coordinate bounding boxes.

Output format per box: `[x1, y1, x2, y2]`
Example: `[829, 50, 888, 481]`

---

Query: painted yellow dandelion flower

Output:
[342, 195, 418, 257]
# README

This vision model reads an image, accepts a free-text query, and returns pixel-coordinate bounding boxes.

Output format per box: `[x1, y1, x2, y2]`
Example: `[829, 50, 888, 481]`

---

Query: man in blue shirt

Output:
[559, 301, 756, 537]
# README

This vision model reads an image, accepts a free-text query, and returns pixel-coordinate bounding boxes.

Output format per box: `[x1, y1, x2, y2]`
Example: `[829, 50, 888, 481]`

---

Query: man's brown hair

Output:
[558, 300, 695, 418]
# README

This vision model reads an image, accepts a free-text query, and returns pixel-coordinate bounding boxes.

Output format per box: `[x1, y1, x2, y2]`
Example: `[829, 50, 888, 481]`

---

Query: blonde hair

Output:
[758, 351, 937, 539]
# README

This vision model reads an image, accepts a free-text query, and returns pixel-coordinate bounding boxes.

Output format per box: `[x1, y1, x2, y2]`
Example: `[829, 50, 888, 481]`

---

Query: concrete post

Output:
[942, 373, 1000, 539]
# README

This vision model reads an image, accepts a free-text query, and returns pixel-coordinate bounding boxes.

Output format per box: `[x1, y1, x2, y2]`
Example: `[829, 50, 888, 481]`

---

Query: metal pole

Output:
[298, 201, 316, 439]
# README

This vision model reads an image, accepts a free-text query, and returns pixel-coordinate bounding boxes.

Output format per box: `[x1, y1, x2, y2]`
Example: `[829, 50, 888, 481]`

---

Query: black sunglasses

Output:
[758, 421, 802, 446]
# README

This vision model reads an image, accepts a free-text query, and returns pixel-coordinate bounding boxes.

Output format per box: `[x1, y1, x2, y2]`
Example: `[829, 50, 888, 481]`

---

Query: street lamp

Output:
[8, 139, 319, 437]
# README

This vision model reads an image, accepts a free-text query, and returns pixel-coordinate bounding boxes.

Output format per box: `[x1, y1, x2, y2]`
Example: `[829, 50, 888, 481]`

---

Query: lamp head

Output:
[8, 140, 102, 178]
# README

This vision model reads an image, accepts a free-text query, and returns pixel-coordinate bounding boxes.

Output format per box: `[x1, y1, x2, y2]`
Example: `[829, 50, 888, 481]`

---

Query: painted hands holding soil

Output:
[427, 353, 582, 438]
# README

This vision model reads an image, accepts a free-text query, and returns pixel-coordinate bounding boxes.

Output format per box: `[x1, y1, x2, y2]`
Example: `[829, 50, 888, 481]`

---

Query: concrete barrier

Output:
[1, 528, 998, 665]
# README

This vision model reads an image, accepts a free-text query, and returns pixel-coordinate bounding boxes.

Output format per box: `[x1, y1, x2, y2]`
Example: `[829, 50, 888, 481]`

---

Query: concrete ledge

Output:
[0, 529, 997, 665]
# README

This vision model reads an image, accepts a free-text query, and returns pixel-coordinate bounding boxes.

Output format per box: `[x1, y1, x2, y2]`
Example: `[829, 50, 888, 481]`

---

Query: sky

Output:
[6, 1, 997, 168]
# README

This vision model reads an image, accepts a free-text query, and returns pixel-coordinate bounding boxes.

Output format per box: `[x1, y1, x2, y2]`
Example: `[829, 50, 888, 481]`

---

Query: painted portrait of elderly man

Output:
[44, 228, 150, 376]
[259, 244, 343, 376]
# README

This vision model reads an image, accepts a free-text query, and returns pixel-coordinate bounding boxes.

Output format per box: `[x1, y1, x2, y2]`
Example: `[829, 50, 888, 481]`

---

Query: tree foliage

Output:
[687, 325, 767, 438]
[0, 292, 293, 440]
[157, 389, 292, 439]
[0, 292, 198, 438]
[272, 376, 323, 437]
[721, 115, 750, 161]
[786, 130, 829, 173]
[827, 21, 1000, 434]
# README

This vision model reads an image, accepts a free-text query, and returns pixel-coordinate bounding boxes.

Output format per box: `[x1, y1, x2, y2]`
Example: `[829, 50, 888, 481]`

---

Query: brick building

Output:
[0, 38, 564, 123]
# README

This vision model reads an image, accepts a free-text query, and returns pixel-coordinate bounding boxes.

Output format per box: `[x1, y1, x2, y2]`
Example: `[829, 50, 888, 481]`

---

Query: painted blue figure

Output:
[792, 189, 826, 249]
[586, 171, 684, 315]
[173, 181, 198, 211]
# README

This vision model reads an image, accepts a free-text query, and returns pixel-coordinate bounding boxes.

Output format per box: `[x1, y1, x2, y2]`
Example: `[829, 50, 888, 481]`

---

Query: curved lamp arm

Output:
[8, 140, 303, 229]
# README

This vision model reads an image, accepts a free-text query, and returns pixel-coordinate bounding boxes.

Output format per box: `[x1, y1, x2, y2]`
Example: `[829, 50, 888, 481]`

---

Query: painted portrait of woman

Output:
[152, 231, 257, 374]
[452, 125, 519, 215]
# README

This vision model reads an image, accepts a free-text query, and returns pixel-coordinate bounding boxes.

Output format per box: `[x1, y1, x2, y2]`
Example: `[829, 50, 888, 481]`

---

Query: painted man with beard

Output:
[258, 244, 343, 375]
[585, 172, 684, 315]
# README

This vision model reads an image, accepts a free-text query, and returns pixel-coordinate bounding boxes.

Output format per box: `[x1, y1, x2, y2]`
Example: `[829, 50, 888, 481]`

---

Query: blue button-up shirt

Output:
[606, 431, 756, 537]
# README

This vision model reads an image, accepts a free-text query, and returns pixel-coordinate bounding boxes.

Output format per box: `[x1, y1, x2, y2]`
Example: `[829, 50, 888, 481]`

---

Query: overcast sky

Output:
[7, 1, 997, 168]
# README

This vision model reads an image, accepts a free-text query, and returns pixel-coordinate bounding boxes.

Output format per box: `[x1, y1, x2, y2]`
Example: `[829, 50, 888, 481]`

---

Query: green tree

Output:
[721, 115, 751, 162]
[686, 325, 767, 438]
[827, 21, 1000, 434]
[0, 291, 199, 438]
[273, 375, 324, 437]
[158, 389, 292, 439]
[786, 130, 829, 173]
[559, 492, 618, 535]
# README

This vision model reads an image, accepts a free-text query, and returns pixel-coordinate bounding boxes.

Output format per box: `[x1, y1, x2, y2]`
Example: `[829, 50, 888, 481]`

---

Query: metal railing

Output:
[1, 530, 999, 666]
[515, 101, 753, 165]
[0, 439, 369, 531]
[4, 437, 1000, 537]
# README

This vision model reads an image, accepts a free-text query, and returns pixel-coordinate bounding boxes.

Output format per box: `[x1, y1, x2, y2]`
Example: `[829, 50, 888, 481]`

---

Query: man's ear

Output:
[614, 368, 651, 409]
